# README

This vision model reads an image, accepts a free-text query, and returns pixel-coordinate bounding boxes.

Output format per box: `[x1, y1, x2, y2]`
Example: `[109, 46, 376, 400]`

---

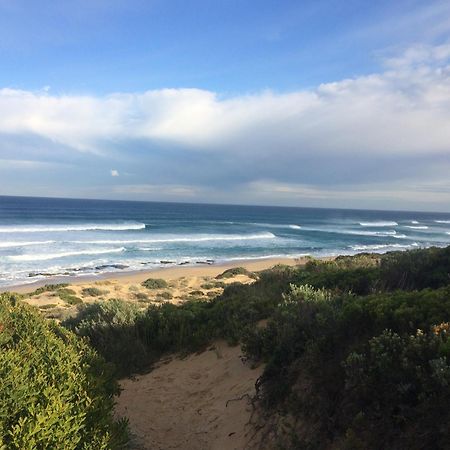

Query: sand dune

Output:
[115, 342, 264, 450]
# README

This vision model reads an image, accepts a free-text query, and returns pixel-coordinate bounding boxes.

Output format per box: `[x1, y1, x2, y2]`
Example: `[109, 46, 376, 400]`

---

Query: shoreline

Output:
[3, 256, 320, 295]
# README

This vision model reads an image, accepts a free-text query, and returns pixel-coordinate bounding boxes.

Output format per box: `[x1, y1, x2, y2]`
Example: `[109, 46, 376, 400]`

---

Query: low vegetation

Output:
[62, 246, 450, 448]
[0, 293, 128, 449]
[82, 287, 108, 297]
[57, 288, 83, 305]
[24, 283, 69, 297]
[141, 278, 168, 289]
[216, 266, 258, 279]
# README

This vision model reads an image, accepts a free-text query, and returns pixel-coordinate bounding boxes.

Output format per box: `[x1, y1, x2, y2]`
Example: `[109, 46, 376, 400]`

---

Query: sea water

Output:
[0, 195, 449, 288]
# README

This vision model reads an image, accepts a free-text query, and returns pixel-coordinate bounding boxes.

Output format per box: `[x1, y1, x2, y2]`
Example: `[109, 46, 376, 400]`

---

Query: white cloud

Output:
[1, 44, 450, 210]
[0, 43, 449, 161]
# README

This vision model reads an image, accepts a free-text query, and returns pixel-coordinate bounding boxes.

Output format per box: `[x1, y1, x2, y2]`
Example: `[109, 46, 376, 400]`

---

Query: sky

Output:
[0, 0, 449, 212]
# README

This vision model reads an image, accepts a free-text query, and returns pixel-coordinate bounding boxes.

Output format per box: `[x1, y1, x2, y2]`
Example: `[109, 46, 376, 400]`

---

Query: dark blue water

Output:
[0, 196, 449, 287]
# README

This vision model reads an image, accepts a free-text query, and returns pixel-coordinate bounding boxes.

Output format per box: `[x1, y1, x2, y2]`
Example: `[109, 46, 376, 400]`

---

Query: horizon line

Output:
[1, 194, 449, 216]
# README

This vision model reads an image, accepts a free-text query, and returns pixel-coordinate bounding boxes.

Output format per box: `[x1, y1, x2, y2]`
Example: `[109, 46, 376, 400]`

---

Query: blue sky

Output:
[0, 0, 450, 211]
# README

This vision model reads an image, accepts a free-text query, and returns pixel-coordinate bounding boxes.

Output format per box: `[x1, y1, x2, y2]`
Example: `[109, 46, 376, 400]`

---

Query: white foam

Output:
[350, 243, 417, 251]
[359, 221, 398, 227]
[405, 225, 428, 229]
[0, 223, 146, 233]
[71, 232, 276, 244]
[8, 247, 126, 262]
[411, 220, 419, 224]
[248, 222, 301, 230]
[435, 220, 450, 224]
[222, 253, 310, 262]
[346, 230, 398, 237]
[0, 240, 55, 248]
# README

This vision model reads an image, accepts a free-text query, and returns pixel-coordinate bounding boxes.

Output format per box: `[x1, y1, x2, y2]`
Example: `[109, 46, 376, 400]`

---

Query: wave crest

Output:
[359, 221, 398, 227]
[8, 247, 126, 262]
[0, 240, 55, 248]
[0, 223, 146, 233]
[72, 232, 276, 245]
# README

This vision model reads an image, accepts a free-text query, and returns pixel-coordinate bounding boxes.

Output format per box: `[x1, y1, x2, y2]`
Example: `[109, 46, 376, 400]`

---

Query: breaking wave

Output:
[71, 232, 276, 245]
[359, 221, 398, 227]
[0, 240, 55, 248]
[8, 247, 126, 262]
[0, 223, 146, 233]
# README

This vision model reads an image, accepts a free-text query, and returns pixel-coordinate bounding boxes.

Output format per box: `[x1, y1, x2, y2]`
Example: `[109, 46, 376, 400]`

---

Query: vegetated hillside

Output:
[0, 293, 128, 450]
[62, 246, 450, 449]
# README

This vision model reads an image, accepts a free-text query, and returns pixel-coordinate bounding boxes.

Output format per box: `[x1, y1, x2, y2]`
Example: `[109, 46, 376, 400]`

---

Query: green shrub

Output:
[157, 291, 173, 300]
[63, 300, 145, 376]
[200, 281, 226, 289]
[82, 287, 108, 297]
[57, 288, 76, 296]
[189, 290, 204, 296]
[56, 288, 83, 305]
[26, 283, 69, 297]
[60, 245, 450, 448]
[342, 330, 450, 449]
[65, 265, 294, 376]
[243, 283, 450, 448]
[215, 267, 258, 279]
[39, 304, 58, 310]
[0, 293, 128, 449]
[141, 278, 168, 289]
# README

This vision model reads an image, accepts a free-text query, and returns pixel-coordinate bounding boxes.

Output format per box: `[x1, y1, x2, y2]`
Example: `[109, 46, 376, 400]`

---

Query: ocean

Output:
[0, 195, 449, 288]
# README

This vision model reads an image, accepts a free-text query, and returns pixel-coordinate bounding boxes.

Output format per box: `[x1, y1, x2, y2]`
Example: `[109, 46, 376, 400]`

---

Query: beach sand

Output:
[8, 257, 305, 294]
[10, 257, 311, 313]
[115, 342, 264, 450]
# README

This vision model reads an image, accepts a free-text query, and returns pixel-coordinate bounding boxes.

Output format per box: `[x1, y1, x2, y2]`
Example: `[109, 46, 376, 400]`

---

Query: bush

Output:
[243, 283, 450, 448]
[64, 268, 293, 375]
[60, 245, 450, 448]
[0, 293, 128, 449]
[189, 290, 204, 296]
[56, 288, 82, 305]
[63, 300, 146, 376]
[157, 291, 173, 300]
[82, 287, 108, 297]
[26, 283, 69, 297]
[216, 267, 258, 279]
[342, 330, 450, 449]
[134, 292, 149, 302]
[141, 278, 168, 289]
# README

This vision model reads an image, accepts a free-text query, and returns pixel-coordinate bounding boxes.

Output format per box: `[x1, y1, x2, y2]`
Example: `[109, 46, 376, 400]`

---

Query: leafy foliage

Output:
[64, 268, 293, 376]
[141, 278, 168, 289]
[82, 287, 108, 297]
[25, 283, 69, 297]
[0, 293, 128, 450]
[216, 266, 258, 279]
[62, 245, 450, 448]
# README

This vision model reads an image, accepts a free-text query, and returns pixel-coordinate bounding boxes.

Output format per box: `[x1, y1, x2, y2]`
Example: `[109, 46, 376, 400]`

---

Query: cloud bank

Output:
[1, 44, 449, 210]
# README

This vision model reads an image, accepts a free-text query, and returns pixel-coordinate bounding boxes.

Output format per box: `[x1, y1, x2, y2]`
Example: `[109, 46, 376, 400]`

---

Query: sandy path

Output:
[115, 342, 264, 450]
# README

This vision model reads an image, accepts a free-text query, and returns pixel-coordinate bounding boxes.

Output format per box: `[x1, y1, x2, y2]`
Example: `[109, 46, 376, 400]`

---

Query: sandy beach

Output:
[7, 256, 307, 295]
